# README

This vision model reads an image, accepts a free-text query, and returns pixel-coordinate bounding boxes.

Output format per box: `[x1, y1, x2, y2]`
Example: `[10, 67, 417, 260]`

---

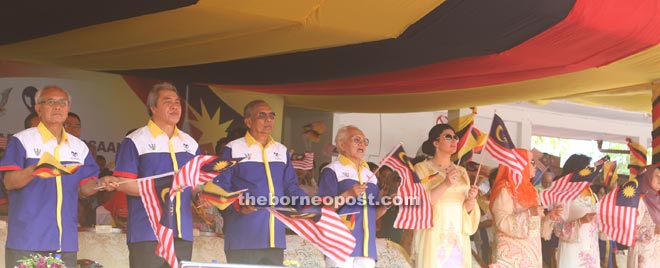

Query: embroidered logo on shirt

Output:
[70, 151, 79, 159]
[148, 144, 156, 151]
[183, 143, 190, 153]
[245, 153, 252, 160]
[34, 148, 41, 156]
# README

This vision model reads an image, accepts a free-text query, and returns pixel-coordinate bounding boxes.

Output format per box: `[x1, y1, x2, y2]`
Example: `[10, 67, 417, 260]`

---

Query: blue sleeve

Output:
[212, 146, 233, 192]
[317, 167, 339, 198]
[78, 148, 99, 182]
[113, 138, 139, 178]
[283, 150, 309, 210]
[0, 136, 26, 171]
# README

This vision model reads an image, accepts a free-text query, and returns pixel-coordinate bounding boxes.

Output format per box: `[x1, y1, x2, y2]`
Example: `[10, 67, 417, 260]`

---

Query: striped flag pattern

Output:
[486, 114, 527, 188]
[541, 166, 601, 207]
[292, 151, 314, 170]
[269, 206, 356, 263]
[0, 136, 7, 149]
[627, 138, 647, 180]
[380, 144, 433, 229]
[598, 179, 641, 246]
[169, 155, 240, 200]
[137, 155, 240, 268]
[138, 177, 178, 268]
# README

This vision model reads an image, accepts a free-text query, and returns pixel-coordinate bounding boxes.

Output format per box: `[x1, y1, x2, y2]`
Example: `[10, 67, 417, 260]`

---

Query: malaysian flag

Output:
[380, 144, 433, 229]
[137, 155, 240, 268]
[138, 175, 179, 268]
[32, 151, 81, 178]
[292, 151, 314, 170]
[269, 206, 356, 263]
[486, 114, 527, 188]
[598, 179, 641, 246]
[627, 137, 647, 180]
[169, 155, 240, 200]
[541, 166, 601, 207]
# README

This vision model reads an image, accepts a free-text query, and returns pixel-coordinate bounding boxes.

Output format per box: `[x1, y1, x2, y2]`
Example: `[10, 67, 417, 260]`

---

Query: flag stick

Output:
[93, 171, 175, 190]
[473, 137, 490, 186]
[473, 110, 497, 186]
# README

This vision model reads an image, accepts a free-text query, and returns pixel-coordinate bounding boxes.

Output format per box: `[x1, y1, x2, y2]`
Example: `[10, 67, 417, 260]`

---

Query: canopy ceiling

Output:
[1, 0, 659, 113]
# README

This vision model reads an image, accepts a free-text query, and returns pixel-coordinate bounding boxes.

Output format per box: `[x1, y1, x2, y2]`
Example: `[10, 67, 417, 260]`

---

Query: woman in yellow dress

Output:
[412, 124, 480, 268]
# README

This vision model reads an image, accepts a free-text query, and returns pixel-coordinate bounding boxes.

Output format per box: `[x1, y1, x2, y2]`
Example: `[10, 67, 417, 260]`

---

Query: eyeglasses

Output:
[351, 136, 370, 146]
[255, 112, 276, 120]
[38, 99, 70, 107]
[438, 134, 459, 141]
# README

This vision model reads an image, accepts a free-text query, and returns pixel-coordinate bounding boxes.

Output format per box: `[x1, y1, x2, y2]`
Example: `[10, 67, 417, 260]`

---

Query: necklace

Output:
[428, 161, 452, 173]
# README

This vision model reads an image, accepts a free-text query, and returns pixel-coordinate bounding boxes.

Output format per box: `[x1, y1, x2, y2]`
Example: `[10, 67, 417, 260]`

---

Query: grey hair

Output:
[335, 125, 361, 154]
[35, 85, 72, 105]
[146, 82, 178, 116]
[243, 99, 268, 118]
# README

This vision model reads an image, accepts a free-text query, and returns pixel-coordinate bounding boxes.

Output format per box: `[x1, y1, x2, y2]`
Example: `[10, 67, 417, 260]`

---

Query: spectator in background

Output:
[628, 165, 660, 268]
[215, 137, 232, 156]
[553, 154, 600, 268]
[368, 162, 378, 173]
[376, 166, 403, 244]
[292, 152, 317, 197]
[23, 112, 39, 129]
[473, 167, 499, 265]
[96, 155, 112, 177]
[68, 111, 97, 227]
[64, 112, 82, 138]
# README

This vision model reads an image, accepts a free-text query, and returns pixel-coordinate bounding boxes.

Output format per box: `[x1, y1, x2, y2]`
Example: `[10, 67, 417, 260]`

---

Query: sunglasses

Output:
[438, 134, 459, 141]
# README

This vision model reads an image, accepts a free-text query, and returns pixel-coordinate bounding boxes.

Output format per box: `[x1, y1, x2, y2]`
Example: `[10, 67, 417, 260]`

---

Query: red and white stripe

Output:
[382, 146, 433, 229]
[292, 152, 314, 170]
[541, 173, 590, 207]
[270, 207, 356, 263]
[598, 186, 639, 246]
[138, 178, 178, 268]
[169, 155, 221, 200]
[486, 137, 526, 187]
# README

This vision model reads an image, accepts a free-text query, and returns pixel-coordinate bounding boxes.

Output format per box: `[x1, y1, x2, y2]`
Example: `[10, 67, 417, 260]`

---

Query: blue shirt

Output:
[214, 132, 307, 250]
[317, 155, 379, 260]
[114, 120, 199, 243]
[0, 123, 98, 251]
